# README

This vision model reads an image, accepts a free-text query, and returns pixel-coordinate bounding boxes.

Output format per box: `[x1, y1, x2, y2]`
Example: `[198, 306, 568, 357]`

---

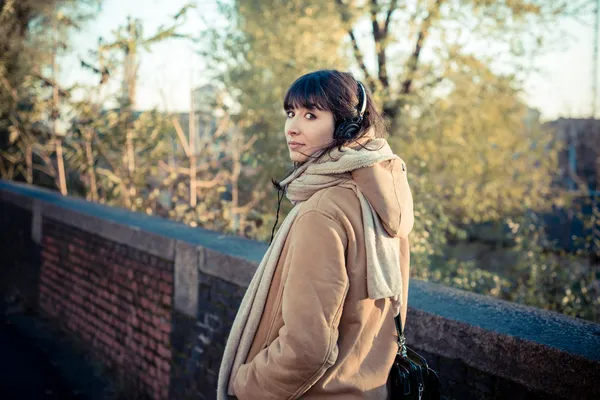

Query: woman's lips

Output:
[288, 142, 304, 150]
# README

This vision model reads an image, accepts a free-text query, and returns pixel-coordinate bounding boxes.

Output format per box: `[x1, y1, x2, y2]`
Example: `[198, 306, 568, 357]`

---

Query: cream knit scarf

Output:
[217, 138, 403, 399]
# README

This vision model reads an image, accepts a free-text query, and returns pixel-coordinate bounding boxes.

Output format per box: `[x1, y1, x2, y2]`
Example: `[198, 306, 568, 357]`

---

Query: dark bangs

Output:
[283, 71, 334, 113]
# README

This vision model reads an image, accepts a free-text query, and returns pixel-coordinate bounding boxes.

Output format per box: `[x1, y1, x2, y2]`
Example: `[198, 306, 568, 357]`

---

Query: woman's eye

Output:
[305, 113, 316, 120]
[286, 111, 294, 118]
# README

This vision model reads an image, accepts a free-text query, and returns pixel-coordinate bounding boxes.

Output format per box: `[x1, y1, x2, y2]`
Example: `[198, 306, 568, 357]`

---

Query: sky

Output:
[60, 0, 599, 123]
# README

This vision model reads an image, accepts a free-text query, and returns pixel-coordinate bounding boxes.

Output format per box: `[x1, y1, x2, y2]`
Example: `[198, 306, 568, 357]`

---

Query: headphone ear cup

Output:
[343, 122, 360, 139]
[335, 120, 361, 140]
[334, 121, 348, 140]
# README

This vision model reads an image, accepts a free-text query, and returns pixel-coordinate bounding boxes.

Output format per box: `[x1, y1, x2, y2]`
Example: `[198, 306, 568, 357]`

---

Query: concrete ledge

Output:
[199, 247, 258, 288]
[42, 202, 176, 261]
[407, 279, 600, 399]
[32, 199, 42, 245]
[0, 180, 267, 266]
[174, 241, 199, 317]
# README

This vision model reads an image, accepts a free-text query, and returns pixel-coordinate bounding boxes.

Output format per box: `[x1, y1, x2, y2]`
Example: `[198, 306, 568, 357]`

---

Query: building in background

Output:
[541, 118, 599, 257]
[545, 118, 600, 195]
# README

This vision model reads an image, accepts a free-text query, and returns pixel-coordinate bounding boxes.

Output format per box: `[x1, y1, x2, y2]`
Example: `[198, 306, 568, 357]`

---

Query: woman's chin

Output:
[289, 151, 307, 163]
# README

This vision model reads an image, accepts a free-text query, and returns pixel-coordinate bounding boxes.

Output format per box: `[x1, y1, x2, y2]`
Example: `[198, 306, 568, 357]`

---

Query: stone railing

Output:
[1, 179, 598, 400]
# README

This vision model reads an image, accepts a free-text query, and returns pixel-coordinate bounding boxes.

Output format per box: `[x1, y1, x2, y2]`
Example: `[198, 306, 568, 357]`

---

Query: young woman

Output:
[218, 69, 414, 399]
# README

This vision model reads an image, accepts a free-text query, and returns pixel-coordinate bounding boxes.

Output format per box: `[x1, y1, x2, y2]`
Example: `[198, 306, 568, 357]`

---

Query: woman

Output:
[218, 69, 414, 399]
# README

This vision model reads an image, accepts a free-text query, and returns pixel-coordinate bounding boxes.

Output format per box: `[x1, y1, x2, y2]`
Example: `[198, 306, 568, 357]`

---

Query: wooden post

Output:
[52, 24, 67, 196]
[189, 86, 197, 208]
[85, 128, 98, 202]
[55, 137, 67, 195]
[231, 130, 240, 233]
[26, 144, 32, 184]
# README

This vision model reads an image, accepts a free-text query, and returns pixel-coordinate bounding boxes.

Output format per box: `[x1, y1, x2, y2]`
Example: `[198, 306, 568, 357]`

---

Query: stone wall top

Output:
[0, 180, 268, 264]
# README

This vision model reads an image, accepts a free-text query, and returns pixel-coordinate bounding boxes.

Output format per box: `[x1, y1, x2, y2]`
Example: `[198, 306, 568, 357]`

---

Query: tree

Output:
[87, 6, 193, 207]
[0, 0, 100, 189]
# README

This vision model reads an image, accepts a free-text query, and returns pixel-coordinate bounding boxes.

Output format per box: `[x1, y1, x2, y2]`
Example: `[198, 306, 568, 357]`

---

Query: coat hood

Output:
[350, 142, 414, 238]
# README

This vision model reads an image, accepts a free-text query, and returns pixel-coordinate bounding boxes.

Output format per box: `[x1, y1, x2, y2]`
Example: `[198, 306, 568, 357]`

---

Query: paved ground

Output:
[0, 306, 78, 400]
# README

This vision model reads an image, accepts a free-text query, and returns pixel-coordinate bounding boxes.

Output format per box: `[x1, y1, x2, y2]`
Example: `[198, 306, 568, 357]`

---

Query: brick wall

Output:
[38, 218, 174, 400]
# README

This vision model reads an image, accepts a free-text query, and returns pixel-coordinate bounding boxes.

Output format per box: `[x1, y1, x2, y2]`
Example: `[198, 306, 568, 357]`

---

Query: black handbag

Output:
[389, 313, 441, 399]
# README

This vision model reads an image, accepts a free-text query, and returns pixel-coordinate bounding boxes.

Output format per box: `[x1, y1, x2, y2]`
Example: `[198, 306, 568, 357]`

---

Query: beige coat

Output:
[232, 154, 414, 399]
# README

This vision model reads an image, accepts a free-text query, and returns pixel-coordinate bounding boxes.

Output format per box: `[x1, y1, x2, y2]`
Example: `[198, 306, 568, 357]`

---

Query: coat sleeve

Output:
[232, 210, 349, 400]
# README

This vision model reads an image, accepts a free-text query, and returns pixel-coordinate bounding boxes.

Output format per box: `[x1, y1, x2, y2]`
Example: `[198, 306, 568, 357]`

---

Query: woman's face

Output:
[284, 106, 335, 163]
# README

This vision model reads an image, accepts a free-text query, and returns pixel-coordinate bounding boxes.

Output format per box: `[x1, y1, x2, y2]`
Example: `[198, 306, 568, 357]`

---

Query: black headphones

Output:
[334, 81, 368, 141]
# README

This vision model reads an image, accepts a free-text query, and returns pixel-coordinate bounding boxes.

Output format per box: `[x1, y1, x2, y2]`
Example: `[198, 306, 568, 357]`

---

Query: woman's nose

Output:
[287, 127, 299, 136]
[287, 119, 300, 136]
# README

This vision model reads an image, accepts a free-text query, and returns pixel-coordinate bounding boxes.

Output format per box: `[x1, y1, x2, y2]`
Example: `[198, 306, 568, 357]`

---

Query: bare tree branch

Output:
[371, 0, 381, 38]
[421, 75, 445, 90]
[0, 155, 8, 179]
[0, 74, 17, 102]
[158, 161, 191, 176]
[92, 131, 120, 173]
[195, 172, 224, 189]
[349, 30, 377, 89]
[32, 67, 70, 97]
[80, 58, 110, 84]
[210, 114, 231, 141]
[171, 116, 191, 157]
[32, 164, 55, 177]
[383, 0, 398, 34]
[401, 0, 445, 95]
[371, 0, 389, 88]
[335, 0, 377, 89]
[232, 190, 264, 214]
[240, 134, 258, 152]
[32, 145, 57, 178]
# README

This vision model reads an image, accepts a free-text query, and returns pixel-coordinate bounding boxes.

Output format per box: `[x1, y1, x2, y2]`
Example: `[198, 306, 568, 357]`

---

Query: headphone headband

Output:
[333, 80, 368, 141]
[357, 81, 367, 118]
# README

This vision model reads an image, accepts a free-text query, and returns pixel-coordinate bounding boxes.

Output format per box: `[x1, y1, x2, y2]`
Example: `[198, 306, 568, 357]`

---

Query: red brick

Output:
[140, 297, 149, 310]
[158, 282, 171, 294]
[156, 345, 171, 359]
[147, 338, 156, 350]
[159, 323, 171, 334]
[146, 268, 160, 279]
[41, 250, 60, 263]
[151, 329, 163, 342]
[160, 373, 170, 387]
[159, 271, 172, 283]
[71, 294, 83, 305]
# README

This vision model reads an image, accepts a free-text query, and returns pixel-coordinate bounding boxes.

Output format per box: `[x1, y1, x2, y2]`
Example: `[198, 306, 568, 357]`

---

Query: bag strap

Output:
[394, 314, 408, 358]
